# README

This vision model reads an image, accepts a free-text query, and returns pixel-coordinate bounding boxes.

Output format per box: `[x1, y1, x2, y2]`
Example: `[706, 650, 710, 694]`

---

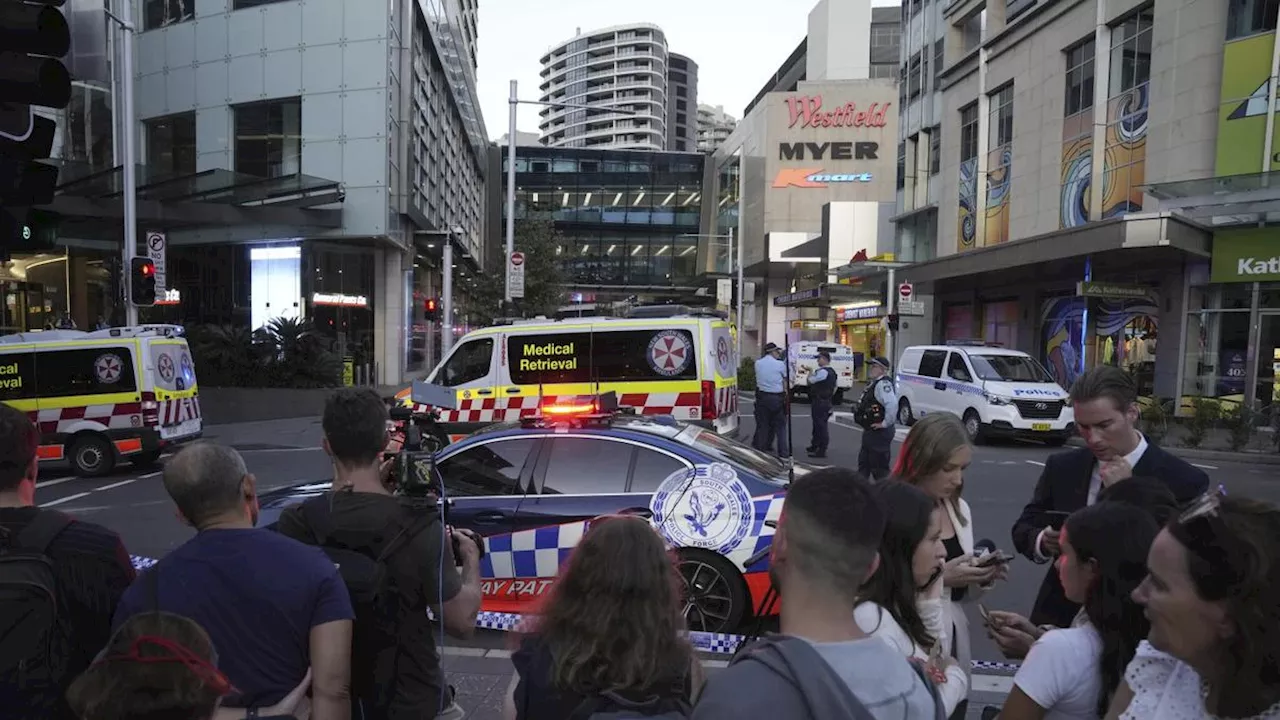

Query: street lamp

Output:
[680, 229, 742, 361]
[505, 80, 640, 309]
[103, 0, 139, 325]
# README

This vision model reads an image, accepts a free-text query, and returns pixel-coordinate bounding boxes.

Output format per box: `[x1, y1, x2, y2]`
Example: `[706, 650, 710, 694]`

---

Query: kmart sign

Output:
[1211, 229, 1280, 282]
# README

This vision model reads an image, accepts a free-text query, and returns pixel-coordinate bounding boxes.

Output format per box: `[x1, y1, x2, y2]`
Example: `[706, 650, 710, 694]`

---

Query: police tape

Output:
[129, 556, 1022, 674]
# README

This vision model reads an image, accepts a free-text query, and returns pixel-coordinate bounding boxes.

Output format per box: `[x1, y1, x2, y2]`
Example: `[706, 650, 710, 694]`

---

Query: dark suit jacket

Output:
[1010, 443, 1209, 628]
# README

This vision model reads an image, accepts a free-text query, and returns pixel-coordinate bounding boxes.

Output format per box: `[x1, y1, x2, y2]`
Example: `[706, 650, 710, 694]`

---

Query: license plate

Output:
[1031, 423, 1051, 432]
[160, 418, 201, 440]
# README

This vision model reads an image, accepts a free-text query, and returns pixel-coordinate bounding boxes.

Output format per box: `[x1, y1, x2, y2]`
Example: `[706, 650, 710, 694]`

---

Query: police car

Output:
[258, 395, 802, 633]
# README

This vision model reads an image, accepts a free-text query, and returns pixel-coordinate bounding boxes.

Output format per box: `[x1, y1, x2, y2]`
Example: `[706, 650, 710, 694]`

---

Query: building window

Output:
[960, 9, 985, 53]
[145, 112, 196, 177]
[144, 0, 193, 30]
[958, 103, 979, 249]
[933, 39, 945, 87]
[1103, 8, 1152, 219]
[1227, 0, 1279, 40]
[929, 125, 941, 175]
[908, 52, 922, 98]
[1061, 38, 1096, 229]
[872, 25, 898, 47]
[897, 141, 907, 190]
[233, 98, 302, 179]
[985, 85, 1013, 246]
[233, 0, 290, 7]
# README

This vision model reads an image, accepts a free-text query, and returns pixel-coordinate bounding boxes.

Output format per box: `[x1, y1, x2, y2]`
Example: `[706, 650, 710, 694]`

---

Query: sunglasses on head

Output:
[1175, 485, 1245, 586]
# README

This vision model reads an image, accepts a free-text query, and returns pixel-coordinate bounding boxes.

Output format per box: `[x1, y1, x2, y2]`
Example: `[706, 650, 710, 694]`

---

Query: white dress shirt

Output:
[1033, 433, 1149, 561]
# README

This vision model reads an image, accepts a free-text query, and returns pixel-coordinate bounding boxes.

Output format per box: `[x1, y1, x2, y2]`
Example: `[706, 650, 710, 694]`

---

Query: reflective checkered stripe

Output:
[416, 392, 706, 424]
[27, 402, 144, 435]
[716, 386, 738, 418]
[160, 396, 202, 425]
[480, 521, 587, 578]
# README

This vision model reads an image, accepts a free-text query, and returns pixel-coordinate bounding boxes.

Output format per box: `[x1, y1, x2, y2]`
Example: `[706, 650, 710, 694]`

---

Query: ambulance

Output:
[397, 307, 739, 441]
[788, 341, 856, 404]
[0, 325, 203, 476]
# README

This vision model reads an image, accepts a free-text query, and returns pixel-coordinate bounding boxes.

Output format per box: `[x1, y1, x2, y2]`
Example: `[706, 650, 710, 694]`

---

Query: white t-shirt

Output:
[1121, 641, 1280, 720]
[1013, 625, 1105, 720]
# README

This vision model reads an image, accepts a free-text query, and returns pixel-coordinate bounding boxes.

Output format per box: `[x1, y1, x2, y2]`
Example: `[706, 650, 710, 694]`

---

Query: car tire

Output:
[677, 548, 749, 634]
[70, 433, 116, 477]
[962, 409, 985, 445]
[130, 450, 163, 468]
[897, 398, 914, 426]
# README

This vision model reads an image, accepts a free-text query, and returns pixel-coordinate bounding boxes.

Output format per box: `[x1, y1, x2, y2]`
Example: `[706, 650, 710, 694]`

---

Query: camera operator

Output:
[277, 388, 482, 720]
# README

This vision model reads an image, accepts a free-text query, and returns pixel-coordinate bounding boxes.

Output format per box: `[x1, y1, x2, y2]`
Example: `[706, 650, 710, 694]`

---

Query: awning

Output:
[894, 213, 1210, 285]
[772, 283, 879, 307]
[1146, 170, 1280, 226]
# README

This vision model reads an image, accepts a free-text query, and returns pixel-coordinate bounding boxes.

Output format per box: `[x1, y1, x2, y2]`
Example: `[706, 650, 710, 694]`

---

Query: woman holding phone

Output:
[893, 413, 1008, 720]
[856, 482, 969, 716]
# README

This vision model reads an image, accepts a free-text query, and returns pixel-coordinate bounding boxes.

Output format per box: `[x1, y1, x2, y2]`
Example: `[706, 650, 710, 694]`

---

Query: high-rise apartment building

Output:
[696, 104, 737, 153]
[667, 53, 699, 151]
[537, 24, 701, 151]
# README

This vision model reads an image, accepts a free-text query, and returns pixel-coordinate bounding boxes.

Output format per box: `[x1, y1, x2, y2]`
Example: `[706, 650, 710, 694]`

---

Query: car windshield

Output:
[674, 426, 789, 485]
[970, 354, 1055, 383]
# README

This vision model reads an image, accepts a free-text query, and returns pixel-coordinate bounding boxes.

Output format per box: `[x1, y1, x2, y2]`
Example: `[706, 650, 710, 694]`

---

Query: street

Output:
[32, 408, 1280, 719]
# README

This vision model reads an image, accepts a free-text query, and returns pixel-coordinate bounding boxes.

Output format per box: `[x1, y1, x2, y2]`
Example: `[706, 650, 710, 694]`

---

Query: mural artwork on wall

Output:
[984, 145, 1012, 245]
[1060, 111, 1092, 229]
[1101, 83, 1148, 218]
[958, 157, 978, 249]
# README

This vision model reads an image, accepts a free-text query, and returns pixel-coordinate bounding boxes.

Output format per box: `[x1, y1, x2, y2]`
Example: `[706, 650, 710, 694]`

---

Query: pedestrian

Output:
[752, 342, 789, 458]
[0, 404, 136, 720]
[1010, 366, 1208, 629]
[693, 467, 944, 719]
[805, 351, 836, 459]
[855, 356, 898, 480]
[114, 442, 355, 720]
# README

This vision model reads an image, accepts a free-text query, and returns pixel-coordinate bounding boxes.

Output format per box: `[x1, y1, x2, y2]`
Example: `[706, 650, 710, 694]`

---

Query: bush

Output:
[737, 358, 757, 392]
[1140, 399, 1172, 445]
[1183, 396, 1221, 449]
[1220, 402, 1259, 452]
[188, 318, 342, 389]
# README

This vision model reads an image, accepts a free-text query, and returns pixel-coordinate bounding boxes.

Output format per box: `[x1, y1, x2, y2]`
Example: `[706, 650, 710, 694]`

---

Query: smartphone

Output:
[975, 550, 1014, 567]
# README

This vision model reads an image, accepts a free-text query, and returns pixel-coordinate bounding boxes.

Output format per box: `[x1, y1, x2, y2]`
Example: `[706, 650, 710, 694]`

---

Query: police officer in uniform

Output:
[855, 356, 899, 480]
[752, 343, 789, 458]
[805, 351, 836, 459]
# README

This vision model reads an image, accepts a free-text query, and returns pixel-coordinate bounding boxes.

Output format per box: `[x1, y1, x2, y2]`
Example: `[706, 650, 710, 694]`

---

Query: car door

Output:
[427, 336, 499, 437]
[945, 352, 978, 411]
[915, 349, 949, 416]
[434, 436, 540, 537]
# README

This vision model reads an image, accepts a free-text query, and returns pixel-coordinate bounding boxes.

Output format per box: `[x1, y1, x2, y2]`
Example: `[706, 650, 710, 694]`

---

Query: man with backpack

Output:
[276, 388, 483, 720]
[693, 467, 945, 720]
[0, 404, 136, 719]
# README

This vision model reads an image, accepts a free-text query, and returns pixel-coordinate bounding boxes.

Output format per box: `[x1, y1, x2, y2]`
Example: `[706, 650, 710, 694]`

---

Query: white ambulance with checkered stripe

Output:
[398, 307, 739, 441]
[0, 325, 203, 476]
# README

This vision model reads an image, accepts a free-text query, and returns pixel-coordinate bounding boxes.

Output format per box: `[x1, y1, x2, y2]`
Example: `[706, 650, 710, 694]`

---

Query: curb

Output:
[1064, 437, 1280, 466]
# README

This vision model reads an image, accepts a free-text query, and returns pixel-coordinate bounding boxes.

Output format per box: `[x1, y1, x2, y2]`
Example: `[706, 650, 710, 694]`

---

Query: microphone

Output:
[743, 520, 778, 568]
[973, 538, 997, 558]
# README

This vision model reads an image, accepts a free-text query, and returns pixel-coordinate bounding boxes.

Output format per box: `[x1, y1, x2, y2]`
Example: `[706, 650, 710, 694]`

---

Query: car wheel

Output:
[70, 434, 116, 477]
[130, 450, 163, 468]
[677, 548, 749, 634]
[897, 398, 914, 426]
[962, 409, 985, 445]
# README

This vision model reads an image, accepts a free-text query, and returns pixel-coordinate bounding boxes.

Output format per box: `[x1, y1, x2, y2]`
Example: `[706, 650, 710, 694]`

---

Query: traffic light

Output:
[886, 314, 900, 332]
[131, 257, 157, 306]
[0, 0, 72, 208]
[424, 297, 440, 321]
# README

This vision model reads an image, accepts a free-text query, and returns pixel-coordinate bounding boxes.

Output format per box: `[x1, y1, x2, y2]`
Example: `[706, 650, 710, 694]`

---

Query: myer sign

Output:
[1211, 229, 1280, 283]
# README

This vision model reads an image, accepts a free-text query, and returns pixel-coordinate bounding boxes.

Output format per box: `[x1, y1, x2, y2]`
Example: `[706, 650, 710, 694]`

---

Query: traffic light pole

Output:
[107, 0, 139, 325]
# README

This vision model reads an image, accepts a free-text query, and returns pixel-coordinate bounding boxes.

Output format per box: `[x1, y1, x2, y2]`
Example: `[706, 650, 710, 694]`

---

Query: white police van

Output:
[895, 342, 1075, 445]
[788, 342, 855, 404]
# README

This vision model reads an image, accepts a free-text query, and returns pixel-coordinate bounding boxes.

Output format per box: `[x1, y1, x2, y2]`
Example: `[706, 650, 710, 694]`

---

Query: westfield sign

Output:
[786, 95, 891, 129]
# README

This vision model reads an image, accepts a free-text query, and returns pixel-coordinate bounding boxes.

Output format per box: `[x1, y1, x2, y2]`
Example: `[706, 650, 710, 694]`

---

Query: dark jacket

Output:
[810, 366, 837, 402]
[1010, 443, 1209, 627]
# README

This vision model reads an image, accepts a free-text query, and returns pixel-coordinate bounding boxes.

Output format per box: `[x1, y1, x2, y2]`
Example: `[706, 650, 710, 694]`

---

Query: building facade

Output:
[538, 24, 671, 150]
[696, 104, 737, 153]
[494, 145, 706, 309]
[894, 0, 1280, 415]
[667, 53, 699, 151]
[131, 0, 490, 384]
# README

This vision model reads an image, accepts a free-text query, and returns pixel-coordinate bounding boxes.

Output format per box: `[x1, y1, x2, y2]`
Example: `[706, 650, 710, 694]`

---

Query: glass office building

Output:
[502, 147, 705, 292]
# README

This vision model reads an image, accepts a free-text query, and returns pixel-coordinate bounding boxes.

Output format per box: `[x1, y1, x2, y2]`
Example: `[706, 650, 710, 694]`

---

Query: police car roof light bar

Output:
[945, 339, 996, 347]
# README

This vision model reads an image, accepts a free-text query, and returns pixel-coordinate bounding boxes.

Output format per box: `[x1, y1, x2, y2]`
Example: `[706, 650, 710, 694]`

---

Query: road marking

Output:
[96, 478, 139, 492]
[236, 447, 320, 454]
[137, 471, 163, 479]
[37, 476, 79, 489]
[1025, 460, 1046, 467]
[1191, 463, 1219, 470]
[40, 492, 92, 507]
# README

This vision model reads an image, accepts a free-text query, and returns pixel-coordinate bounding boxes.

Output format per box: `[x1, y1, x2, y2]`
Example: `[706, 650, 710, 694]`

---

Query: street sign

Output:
[898, 300, 925, 316]
[898, 282, 914, 302]
[509, 251, 526, 299]
[146, 231, 167, 290]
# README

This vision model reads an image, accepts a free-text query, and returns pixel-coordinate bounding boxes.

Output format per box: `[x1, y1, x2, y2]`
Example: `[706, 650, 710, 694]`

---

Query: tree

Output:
[473, 219, 568, 318]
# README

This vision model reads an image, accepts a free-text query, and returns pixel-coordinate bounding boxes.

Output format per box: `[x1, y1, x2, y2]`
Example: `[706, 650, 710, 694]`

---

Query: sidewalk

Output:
[202, 416, 323, 450]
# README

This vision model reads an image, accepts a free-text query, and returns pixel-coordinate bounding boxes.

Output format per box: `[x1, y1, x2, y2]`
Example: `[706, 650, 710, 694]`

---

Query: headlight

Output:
[986, 393, 1013, 406]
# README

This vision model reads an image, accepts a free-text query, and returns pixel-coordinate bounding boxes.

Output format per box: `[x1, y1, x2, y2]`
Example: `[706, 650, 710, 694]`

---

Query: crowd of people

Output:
[1, 366, 1278, 720]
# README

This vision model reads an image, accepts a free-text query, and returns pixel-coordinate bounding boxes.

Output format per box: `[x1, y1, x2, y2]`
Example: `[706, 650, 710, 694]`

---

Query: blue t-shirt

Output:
[113, 528, 353, 708]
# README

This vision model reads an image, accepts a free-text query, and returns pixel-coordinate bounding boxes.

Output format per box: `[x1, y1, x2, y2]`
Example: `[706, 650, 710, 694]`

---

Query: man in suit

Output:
[1010, 366, 1209, 629]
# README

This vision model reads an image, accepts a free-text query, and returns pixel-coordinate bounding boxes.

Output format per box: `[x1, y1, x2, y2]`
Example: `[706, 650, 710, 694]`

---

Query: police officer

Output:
[855, 356, 899, 480]
[805, 351, 836, 459]
[752, 343, 789, 458]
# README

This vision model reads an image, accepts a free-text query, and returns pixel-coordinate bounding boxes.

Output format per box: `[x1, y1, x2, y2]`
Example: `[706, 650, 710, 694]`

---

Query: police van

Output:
[398, 307, 739, 441]
[895, 342, 1074, 445]
[788, 341, 856, 404]
[0, 325, 203, 476]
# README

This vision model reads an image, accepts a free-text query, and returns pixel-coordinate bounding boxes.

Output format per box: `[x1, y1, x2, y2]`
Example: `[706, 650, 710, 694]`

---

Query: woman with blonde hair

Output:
[893, 412, 1008, 720]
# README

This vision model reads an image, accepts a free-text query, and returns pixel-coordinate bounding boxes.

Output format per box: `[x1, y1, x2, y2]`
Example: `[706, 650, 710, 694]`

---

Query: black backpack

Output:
[297, 495, 429, 711]
[0, 511, 73, 691]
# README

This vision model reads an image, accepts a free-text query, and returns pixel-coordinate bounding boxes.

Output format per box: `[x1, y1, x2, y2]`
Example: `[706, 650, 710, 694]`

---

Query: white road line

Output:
[40, 492, 92, 507]
[1025, 460, 1046, 467]
[236, 447, 320, 454]
[137, 471, 163, 479]
[1191, 463, 1219, 470]
[96, 478, 139, 492]
[36, 476, 79, 489]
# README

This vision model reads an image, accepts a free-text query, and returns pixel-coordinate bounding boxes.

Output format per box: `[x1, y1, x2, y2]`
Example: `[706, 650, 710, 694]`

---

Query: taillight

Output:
[701, 381, 717, 421]
[141, 391, 160, 426]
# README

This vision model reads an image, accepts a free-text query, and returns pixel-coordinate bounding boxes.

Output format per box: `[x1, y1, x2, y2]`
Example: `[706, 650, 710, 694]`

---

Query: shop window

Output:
[144, 0, 193, 30]
[1183, 311, 1252, 404]
[249, 245, 301, 331]
[982, 299, 1019, 347]
[945, 304, 974, 341]
[234, 98, 302, 179]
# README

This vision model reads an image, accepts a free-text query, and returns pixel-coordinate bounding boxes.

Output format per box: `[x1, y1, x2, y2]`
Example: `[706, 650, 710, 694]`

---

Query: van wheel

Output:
[70, 434, 116, 477]
[897, 398, 914, 426]
[131, 450, 163, 468]
[963, 410, 985, 445]
[677, 549, 749, 634]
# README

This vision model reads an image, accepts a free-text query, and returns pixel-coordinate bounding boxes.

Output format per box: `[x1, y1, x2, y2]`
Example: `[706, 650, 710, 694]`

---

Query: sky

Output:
[474, 0, 901, 141]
